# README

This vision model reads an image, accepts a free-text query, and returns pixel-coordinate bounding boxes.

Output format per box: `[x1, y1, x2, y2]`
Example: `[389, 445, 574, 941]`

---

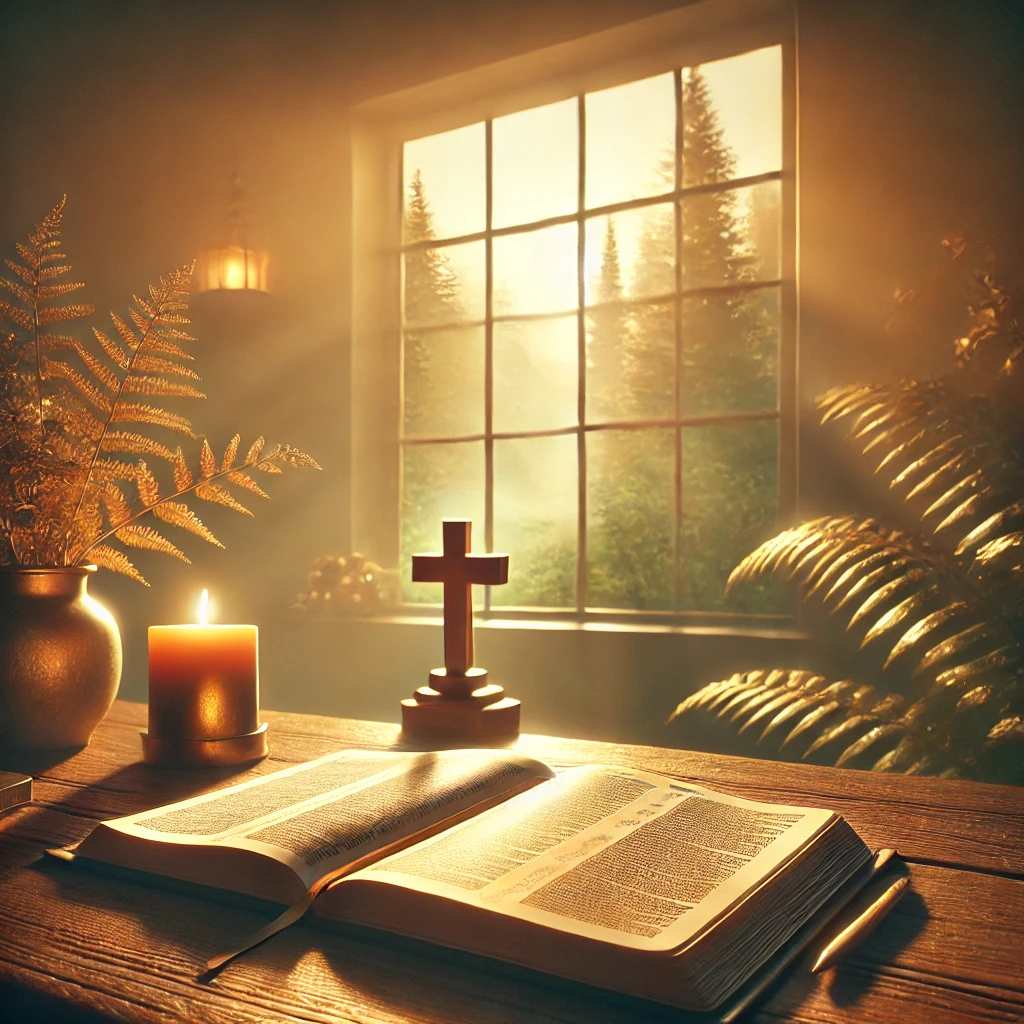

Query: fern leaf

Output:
[92, 458, 138, 482]
[861, 585, 939, 647]
[101, 432, 175, 461]
[111, 312, 139, 349]
[38, 264, 73, 281]
[173, 448, 193, 491]
[152, 501, 223, 547]
[93, 328, 129, 369]
[86, 544, 148, 585]
[0, 301, 34, 330]
[780, 702, 843, 753]
[111, 402, 194, 435]
[132, 354, 200, 379]
[875, 427, 927, 474]
[245, 436, 265, 463]
[3, 258, 35, 285]
[0, 276, 34, 305]
[932, 491, 992, 535]
[136, 460, 160, 506]
[99, 483, 132, 527]
[972, 531, 1024, 572]
[932, 646, 1019, 689]
[252, 459, 283, 474]
[199, 438, 217, 478]
[847, 568, 928, 629]
[122, 376, 205, 399]
[41, 359, 111, 411]
[832, 557, 916, 611]
[196, 481, 252, 516]
[145, 338, 195, 361]
[222, 434, 240, 470]
[227, 470, 269, 499]
[38, 281, 85, 299]
[42, 336, 119, 391]
[913, 623, 1001, 677]
[883, 602, 971, 670]
[891, 437, 962, 490]
[955, 500, 1024, 556]
[37, 303, 94, 325]
[115, 525, 190, 563]
[835, 723, 906, 769]
[272, 445, 321, 470]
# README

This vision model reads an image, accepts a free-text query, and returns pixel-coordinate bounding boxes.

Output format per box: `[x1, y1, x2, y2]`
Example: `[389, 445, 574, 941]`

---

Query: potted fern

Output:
[670, 237, 1024, 784]
[0, 199, 319, 752]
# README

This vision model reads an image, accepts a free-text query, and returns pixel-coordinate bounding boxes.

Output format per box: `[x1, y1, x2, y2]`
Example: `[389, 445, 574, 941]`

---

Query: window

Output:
[352, 1, 795, 624]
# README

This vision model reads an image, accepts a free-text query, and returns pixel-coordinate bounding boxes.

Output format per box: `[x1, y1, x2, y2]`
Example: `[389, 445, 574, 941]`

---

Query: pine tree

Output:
[400, 172, 474, 600]
[587, 65, 781, 612]
[587, 218, 630, 419]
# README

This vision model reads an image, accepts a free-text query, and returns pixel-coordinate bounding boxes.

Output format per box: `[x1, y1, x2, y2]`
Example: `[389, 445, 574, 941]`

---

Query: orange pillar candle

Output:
[148, 590, 259, 741]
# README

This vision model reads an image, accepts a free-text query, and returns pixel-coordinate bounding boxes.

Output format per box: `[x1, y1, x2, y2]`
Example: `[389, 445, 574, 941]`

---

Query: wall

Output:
[1, 0, 1022, 749]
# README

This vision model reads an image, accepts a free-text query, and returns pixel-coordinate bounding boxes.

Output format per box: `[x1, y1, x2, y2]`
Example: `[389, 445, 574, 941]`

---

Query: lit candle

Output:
[148, 590, 259, 741]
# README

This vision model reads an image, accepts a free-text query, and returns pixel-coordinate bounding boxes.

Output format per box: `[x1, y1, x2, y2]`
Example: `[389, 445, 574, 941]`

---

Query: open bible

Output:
[63, 748, 872, 1012]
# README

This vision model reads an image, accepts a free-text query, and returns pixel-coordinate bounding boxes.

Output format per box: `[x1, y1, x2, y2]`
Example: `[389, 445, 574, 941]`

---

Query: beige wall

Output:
[1, 0, 1021, 749]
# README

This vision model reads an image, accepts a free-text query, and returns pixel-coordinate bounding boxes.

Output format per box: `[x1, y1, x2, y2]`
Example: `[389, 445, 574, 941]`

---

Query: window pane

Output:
[404, 327, 484, 438]
[493, 98, 578, 229]
[683, 46, 782, 187]
[586, 301, 675, 423]
[681, 180, 780, 290]
[403, 240, 484, 327]
[493, 223, 577, 317]
[404, 123, 485, 242]
[587, 428, 674, 610]
[681, 287, 779, 415]
[401, 441, 485, 603]
[585, 204, 674, 305]
[492, 434, 577, 607]
[680, 419, 782, 612]
[585, 72, 675, 209]
[493, 316, 577, 434]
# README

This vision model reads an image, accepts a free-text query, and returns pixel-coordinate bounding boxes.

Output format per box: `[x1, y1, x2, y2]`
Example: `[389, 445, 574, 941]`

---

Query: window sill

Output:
[282, 608, 808, 643]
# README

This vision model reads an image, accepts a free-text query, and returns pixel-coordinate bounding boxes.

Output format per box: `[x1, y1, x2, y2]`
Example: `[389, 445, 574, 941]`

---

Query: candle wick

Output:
[199, 589, 209, 626]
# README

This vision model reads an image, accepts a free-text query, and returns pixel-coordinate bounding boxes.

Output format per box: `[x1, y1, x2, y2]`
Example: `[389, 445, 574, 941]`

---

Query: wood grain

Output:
[0, 699, 1022, 1024]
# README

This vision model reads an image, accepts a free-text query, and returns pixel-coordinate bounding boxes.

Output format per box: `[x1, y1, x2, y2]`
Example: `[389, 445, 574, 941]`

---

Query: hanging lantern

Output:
[196, 173, 270, 295]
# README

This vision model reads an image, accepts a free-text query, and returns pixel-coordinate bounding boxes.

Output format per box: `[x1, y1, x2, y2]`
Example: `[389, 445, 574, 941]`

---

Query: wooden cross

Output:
[411, 519, 508, 676]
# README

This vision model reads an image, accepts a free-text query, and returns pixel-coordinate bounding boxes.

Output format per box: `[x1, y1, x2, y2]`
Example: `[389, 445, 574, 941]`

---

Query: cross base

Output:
[401, 667, 520, 744]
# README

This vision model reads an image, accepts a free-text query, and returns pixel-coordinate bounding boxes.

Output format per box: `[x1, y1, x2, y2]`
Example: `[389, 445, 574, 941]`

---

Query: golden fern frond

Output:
[41, 359, 111, 411]
[110, 402, 194, 435]
[92, 328, 129, 369]
[114, 524, 189, 563]
[37, 281, 86, 299]
[152, 501, 223, 547]
[669, 669, 918, 772]
[199, 438, 217, 478]
[246, 437, 265, 462]
[87, 543, 148, 585]
[222, 433, 240, 470]
[43, 336, 120, 391]
[196, 480, 252, 516]
[98, 483, 131, 527]
[92, 458, 138, 482]
[132, 355, 200, 379]
[727, 516, 1014, 689]
[37, 303, 94, 326]
[122, 376, 205, 399]
[227, 470, 269, 499]
[272, 444, 322, 470]
[135, 460, 160, 506]
[101, 432, 175, 461]
[173, 447, 192, 491]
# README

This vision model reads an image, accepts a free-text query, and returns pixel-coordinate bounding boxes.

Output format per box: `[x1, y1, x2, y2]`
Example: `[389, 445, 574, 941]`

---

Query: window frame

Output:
[351, 0, 798, 630]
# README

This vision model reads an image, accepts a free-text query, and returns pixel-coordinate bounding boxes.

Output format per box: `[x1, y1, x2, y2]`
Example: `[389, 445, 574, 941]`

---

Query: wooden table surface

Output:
[1, 700, 1023, 1024]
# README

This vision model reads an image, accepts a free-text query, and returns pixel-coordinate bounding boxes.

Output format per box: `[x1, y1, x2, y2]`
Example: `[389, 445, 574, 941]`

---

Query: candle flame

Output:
[198, 588, 210, 626]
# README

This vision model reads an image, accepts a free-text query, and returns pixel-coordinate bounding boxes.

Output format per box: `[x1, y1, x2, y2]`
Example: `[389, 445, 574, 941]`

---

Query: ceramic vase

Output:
[0, 567, 122, 752]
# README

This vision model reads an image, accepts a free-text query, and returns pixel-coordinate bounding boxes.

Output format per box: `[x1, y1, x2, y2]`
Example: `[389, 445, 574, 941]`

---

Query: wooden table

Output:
[1, 700, 1022, 1023]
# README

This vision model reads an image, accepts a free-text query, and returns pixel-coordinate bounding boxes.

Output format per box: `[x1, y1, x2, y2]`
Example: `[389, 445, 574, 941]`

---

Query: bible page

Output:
[109, 748, 554, 888]
[346, 765, 836, 952]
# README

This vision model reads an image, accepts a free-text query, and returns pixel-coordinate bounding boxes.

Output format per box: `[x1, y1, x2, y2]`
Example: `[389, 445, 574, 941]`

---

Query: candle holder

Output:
[141, 592, 269, 768]
[141, 722, 269, 768]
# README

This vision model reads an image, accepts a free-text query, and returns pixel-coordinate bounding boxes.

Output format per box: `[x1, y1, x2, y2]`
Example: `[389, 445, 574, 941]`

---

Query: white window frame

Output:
[351, 0, 798, 629]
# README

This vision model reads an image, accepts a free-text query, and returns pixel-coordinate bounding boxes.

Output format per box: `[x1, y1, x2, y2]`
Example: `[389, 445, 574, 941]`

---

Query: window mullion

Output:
[484, 118, 495, 614]
[672, 66, 684, 609]
[576, 93, 587, 615]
